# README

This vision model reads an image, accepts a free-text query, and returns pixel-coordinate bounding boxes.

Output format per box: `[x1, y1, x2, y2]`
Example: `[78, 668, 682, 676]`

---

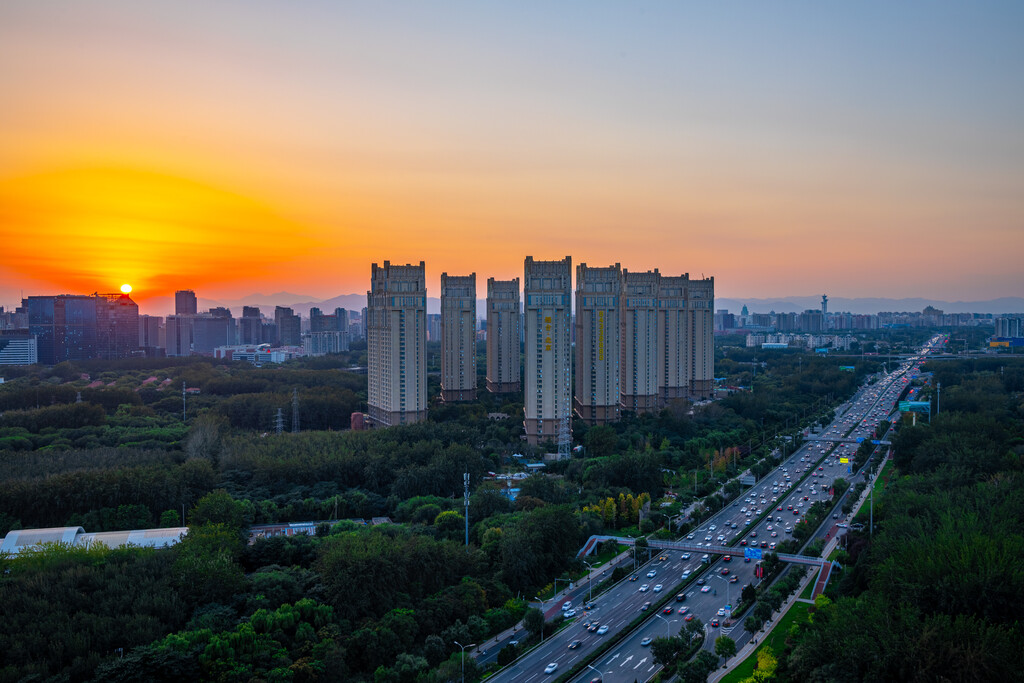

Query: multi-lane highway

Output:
[488, 336, 942, 683]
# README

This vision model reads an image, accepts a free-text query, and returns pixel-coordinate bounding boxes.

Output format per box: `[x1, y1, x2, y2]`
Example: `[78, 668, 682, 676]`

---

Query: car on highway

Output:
[711, 618, 720, 627]
[653, 584, 663, 592]
[681, 553, 691, 560]
[721, 568, 730, 575]
[723, 555, 731, 562]
[641, 601, 652, 611]
[675, 592, 686, 602]
[629, 574, 638, 581]
[685, 613, 695, 622]
[597, 624, 609, 635]
[639, 584, 649, 592]
[641, 637, 653, 647]
[730, 575, 739, 583]
[564, 609, 576, 617]
[678, 606, 689, 614]
[568, 640, 582, 649]
[662, 606, 674, 614]
[700, 586, 711, 593]
[696, 578, 705, 585]
[647, 570, 657, 578]
[545, 662, 558, 674]
[588, 621, 599, 632]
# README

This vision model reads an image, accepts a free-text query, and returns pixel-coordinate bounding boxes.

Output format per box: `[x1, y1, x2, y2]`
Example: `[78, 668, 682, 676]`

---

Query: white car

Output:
[544, 663, 558, 674]
[653, 584, 663, 592]
[681, 553, 691, 560]
[647, 570, 657, 578]
[700, 586, 711, 593]
[564, 609, 576, 617]
[597, 624, 609, 635]
[640, 584, 649, 592]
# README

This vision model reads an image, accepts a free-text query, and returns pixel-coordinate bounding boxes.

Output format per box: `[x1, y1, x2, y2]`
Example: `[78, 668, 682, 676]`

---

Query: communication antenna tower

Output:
[463, 472, 470, 549]
[291, 388, 299, 433]
[275, 408, 284, 435]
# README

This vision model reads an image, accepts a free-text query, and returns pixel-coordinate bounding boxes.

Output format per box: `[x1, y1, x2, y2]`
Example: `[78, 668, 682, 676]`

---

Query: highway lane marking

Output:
[620, 655, 633, 667]
[634, 657, 647, 669]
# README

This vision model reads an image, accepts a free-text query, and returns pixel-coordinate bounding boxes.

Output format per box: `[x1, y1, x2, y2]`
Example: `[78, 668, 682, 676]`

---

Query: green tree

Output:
[651, 636, 684, 667]
[172, 522, 246, 603]
[434, 510, 466, 540]
[189, 489, 246, 532]
[715, 635, 737, 662]
[159, 509, 183, 528]
[523, 607, 544, 637]
[585, 424, 618, 458]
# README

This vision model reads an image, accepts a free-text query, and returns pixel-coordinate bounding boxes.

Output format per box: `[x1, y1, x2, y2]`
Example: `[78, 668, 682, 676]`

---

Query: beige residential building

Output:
[367, 261, 427, 427]
[440, 272, 477, 402]
[574, 263, 621, 425]
[657, 273, 689, 401]
[688, 276, 715, 398]
[620, 269, 660, 414]
[486, 277, 521, 394]
[523, 256, 572, 446]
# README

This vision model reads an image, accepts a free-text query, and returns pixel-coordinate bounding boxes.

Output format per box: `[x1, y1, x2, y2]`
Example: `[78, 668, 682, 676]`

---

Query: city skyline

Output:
[2, 3, 1023, 309]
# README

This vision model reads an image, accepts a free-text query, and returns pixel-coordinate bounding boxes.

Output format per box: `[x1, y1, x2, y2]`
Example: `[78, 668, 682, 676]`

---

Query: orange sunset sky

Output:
[1, 3, 1023, 314]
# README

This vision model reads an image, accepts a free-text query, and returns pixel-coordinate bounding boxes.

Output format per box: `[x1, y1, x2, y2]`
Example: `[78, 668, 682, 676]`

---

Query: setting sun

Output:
[120, 284, 132, 294]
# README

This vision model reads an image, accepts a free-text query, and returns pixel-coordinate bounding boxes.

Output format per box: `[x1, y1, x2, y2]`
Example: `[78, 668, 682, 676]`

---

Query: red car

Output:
[685, 614, 694, 622]
[721, 568, 730, 575]
[723, 555, 732, 562]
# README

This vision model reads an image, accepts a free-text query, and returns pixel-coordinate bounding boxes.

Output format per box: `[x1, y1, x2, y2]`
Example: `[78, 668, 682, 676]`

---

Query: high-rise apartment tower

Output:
[688, 276, 715, 398]
[574, 263, 621, 425]
[620, 269, 660, 414]
[657, 273, 689, 401]
[440, 273, 477, 402]
[523, 256, 572, 446]
[486, 278, 521, 393]
[367, 261, 428, 427]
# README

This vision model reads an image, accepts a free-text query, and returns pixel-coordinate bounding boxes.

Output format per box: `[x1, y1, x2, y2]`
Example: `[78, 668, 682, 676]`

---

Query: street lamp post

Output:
[714, 574, 732, 615]
[533, 597, 548, 643]
[586, 663, 606, 682]
[453, 640, 476, 683]
[654, 613, 678, 638]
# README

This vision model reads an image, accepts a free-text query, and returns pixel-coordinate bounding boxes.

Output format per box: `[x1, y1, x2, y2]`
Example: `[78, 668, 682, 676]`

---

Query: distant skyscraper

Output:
[523, 256, 572, 446]
[574, 263, 621, 425]
[486, 277, 521, 394]
[164, 315, 193, 356]
[138, 314, 164, 349]
[238, 306, 263, 345]
[440, 272, 477, 402]
[192, 308, 236, 353]
[620, 269, 660, 414]
[367, 261, 428, 427]
[26, 293, 139, 363]
[275, 306, 301, 346]
[657, 273, 689, 401]
[687, 277, 715, 398]
[175, 290, 198, 316]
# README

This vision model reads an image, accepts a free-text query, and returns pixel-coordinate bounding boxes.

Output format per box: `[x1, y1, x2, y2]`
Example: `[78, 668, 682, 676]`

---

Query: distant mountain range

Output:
[136, 293, 1024, 317]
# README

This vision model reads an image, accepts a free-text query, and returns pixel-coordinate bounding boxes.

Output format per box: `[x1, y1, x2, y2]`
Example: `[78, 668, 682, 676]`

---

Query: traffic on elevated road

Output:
[486, 336, 942, 683]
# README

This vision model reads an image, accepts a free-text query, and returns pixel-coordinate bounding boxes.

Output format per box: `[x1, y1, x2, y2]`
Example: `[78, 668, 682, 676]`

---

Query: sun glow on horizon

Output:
[0, 167, 319, 300]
